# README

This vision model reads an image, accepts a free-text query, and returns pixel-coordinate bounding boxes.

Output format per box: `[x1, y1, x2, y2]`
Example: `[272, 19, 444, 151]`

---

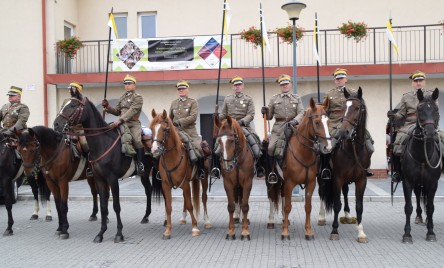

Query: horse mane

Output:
[84, 98, 110, 128]
[21, 126, 63, 150]
[347, 89, 368, 130]
[150, 112, 182, 146]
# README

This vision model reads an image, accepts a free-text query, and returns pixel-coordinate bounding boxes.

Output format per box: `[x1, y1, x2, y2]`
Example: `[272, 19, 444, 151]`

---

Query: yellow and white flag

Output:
[223, 1, 231, 42]
[313, 18, 322, 65]
[386, 20, 400, 57]
[260, 4, 270, 53]
[108, 13, 120, 52]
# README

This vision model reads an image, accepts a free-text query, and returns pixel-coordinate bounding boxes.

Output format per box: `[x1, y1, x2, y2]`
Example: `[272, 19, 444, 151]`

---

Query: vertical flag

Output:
[259, 3, 270, 53]
[386, 19, 400, 57]
[313, 15, 322, 65]
[223, 1, 231, 42]
[108, 13, 120, 53]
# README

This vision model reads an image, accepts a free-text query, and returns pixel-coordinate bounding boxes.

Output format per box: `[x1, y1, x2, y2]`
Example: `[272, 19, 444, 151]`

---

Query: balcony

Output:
[56, 24, 444, 74]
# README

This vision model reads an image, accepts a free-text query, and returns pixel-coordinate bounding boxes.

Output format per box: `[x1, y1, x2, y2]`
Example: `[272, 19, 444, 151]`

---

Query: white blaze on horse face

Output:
[61, 99, 72, 111]
[321, 115, 332, 150]
[221, 136, 228, 160]
[344, 100, 352, 117]
[151, 124, 161, 152]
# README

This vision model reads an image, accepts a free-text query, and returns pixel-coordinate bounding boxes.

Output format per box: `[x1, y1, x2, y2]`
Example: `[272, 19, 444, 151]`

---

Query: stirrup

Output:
[267, 172, 278, 184]
[155, 171, 162, 181]
[86, 168, 93, 177]
[137, 163, 145, 176]
[198, 169, 205, 180]
[392, 172, 402, 183]
[320, 168, 331, 180]
[210, 167, 221, 180]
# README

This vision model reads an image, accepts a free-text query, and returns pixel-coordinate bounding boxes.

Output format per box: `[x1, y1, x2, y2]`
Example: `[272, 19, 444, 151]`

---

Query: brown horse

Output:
[269, 97, 332, 240]
[319, 87, 371, 243]
[214, 115, 254, 240]
[17, 126, 99, 239]
[151, 109, 211, 239]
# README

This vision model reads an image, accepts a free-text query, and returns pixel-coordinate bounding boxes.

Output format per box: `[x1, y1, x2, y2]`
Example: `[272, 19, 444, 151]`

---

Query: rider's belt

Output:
[407, 112, 416, 117]
[2, 122, 14, 128]
[275, 118, 291, 122]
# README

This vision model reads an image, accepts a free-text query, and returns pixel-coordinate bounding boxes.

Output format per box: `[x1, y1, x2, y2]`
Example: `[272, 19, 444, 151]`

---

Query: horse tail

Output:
[266, 179, 281, 212]
[151, 168, 163, 204]
[192, 176, 200, 219]
[318, 177, 335, 213]
[36, 171, 50, 206]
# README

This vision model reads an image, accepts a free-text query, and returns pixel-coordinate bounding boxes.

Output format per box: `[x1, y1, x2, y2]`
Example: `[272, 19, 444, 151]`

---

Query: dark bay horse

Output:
[0, 133, 24, 236]
[151, 109, 211, 239]
[53, 97, 141, 243]
[214, 115, 254, 240]
[269, 97, 331, 240]
[17, 126, 99, 239]
[400, 88, 441, 243]
[319, 87, 371, 243]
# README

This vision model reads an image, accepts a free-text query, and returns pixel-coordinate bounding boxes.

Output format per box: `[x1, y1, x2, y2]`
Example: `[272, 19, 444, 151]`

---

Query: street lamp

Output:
[281, 1, 306, 94]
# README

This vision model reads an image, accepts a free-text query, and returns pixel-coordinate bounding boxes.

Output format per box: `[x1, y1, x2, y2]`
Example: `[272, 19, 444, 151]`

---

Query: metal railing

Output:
[56, 24, 444, 74]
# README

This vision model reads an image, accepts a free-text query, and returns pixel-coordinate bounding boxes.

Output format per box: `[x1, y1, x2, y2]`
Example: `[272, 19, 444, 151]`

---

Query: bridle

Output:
[216, 128, 241, 172]
[294, 110, 331, 155]
[57, 97, 87, 129]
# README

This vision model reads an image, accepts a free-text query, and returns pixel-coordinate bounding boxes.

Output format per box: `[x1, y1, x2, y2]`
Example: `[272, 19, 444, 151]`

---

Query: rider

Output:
[319, 68, 374, 180]
[218, 76, 264, 177]
[102, 74, 145, 176]
[261, 74, 304, 182]
[0, 86, 30, 136]
[387, 70, 439, 182]
[169, 80, 205, 179]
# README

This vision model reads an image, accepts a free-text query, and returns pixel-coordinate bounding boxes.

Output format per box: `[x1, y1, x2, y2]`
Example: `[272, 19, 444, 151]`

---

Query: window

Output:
[139, 13, 157, 38]
[64, 22, 74, 39]
[114, 14, 128, 39]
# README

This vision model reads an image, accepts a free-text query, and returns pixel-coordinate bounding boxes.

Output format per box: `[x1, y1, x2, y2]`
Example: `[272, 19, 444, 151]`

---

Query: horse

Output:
[400, 88, 441, 243]
[214, 115, 254, 240]
[26, 168, 52, 221]
[0, 133, 24, 236]
[52, 96, 161, 243]
[266, 97, 332, 240]
[319, 87, 371, 243]
[16, 126, 100, 239]
[151, 109, 211, 239]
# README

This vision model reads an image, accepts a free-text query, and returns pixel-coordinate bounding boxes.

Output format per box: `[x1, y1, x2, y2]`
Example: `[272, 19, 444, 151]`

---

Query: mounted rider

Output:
[0, 86, 29, 136]
[102, 74, 145, 176]
[218, 76, 264, 177]
[169, 80, 205, 179]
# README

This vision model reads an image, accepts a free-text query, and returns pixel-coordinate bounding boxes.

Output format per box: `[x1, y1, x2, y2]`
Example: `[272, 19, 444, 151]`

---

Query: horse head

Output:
[215, 115, 246, 171]
[416, 88, 440, 139]
[53, 97, 88, 133]
[16, 128, 40, 177]
[150, 109, 179, 159]
[339, 87, 366, 141]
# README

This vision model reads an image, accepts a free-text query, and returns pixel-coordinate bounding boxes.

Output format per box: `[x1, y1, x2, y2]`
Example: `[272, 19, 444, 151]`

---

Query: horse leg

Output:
[94, 180, 110, 243]
[201, 178, 212, 229]
[110, 179, 124, 243]
[182, 183, 200, 236]
[413, 185, 423, 224]
[45, 179, 63, 236]
[402, 180, 414, 243]
[281, 182, 294, 240]
[355, 178, 368, 243]
[225, 187, 236, 240]
[267, 199, 276, 229]
[44, 193, 52, 222]
[318, 201, 326, 226]
[87, 175, 99, 222]
[425, 183, 437, 242]
[162, 182, 173, 240]
[179, 202, 187, 225]
[330, 182, 342, 241]
[28, 176, 40, 220]
[340, 184, 356, 224]
[2, 179, 14, 236]
[139, 172, 152, 224]
[233, 190, 241, 224]
[240, 178, 253, 241]
[304, 180, 315, 240]
[55, 182, 71, 239]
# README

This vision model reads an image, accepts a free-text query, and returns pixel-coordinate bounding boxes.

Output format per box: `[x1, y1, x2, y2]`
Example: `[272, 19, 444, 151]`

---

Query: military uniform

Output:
[0, 102, 30, 133]
[169, 96, 203, 158]
[265, 92, 304, 156]
[324, 86, 356, 138]
[220, 92, 255, 128]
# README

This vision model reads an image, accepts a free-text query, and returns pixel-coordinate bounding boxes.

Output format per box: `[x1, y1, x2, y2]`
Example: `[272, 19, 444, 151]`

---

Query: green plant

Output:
[275, 25, 304, 44]
[338, 20, 368, 42]
[56, 36, 84, 59]
[240, 26, 263, 48]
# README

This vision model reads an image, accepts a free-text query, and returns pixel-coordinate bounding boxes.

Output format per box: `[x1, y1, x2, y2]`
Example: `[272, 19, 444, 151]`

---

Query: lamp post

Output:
[281, 1, 306, 94]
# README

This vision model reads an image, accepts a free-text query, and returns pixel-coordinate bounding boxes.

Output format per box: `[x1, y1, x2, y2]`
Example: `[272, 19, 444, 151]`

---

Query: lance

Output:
[388, 18, 396, 205]
[103, 7, 113, 120]
[315, 13, 321, 102]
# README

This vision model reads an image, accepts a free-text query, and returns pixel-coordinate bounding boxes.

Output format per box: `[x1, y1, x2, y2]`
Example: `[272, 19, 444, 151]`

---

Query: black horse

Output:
[319, 87, 371, 243]
[53, 97, 161, 242]
[400, 88, 441, 243]
[0, 133, 23, 236]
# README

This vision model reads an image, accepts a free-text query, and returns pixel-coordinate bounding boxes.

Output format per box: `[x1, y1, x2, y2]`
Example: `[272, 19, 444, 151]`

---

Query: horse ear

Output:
[343, 88, 350, 99]
[151, 109, 157, 118]
[323, 95, 330, 110]
[432, 88, 439, 101]
[162, 110, 168, 120]
[215, 115, 221, 128]
[310, 97, 316, 110]
[417, 89, 424, 101]
[227, 116, 232, 126]
[358, 87, 363, 99]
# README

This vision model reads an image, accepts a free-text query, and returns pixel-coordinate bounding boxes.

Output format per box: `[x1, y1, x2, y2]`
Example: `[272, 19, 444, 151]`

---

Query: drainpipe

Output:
[42, 0, 48, 126]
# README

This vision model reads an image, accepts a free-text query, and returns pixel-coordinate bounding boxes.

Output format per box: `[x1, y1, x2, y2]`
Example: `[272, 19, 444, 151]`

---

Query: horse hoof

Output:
[234, 218, 240, 224]
[267, 223, 275, 229]
[45, 216, 52, 222]
[204, 223, 212, 229]
[89, 216, 97, 222]
[330, 234, 340, 241]
[3, 230, 13, 236]
[114, 235, 124, 243]
[318, 219, 326, 226]
[162, 234, 171, 240]
[55, 231, 62, 236]
[426, 234, 436, 242]
[93, 235, 103, 243]
[241, 235, 251, 241]
[281, 235, 290, 241]
[305, 234, 314, 241]
[30, 214, 38, 220]
[59, 233, 69, 240]
[179, 220, 186, 225]
[140, 217, 148, 224]
[415, 217, 424, 224]
[226, 234, 236, 240]
[357, 237, 368, 243]
[402, 235, 413, 244]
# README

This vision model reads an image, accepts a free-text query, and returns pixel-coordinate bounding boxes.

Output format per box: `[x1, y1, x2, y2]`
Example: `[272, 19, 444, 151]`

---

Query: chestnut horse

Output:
[319, 87, 371, 243]
[17, 126, 99, 239]
[270, 97, 332, 240]
[151, 109, 211, 239]
[214, 115, 254, 240]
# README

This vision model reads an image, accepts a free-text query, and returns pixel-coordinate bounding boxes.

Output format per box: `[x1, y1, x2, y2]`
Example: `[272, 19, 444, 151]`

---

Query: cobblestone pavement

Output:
[0, 176, 443, 267]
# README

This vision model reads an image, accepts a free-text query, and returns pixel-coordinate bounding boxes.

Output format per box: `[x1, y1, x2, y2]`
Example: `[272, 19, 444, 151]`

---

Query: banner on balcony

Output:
[111, 35, 231, 71]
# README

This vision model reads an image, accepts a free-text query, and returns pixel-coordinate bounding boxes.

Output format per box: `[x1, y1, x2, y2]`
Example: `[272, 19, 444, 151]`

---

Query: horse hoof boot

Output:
[140, 217, 149, 224]
[59, 233, 69, 240]
[281, 235, 290, 241]
[3, 229, 13, 236]
[330, 234, 340, 240]
[89, 216, 98, 222]
[305, 234, 314, 240]
[46, 216, 52, 222]
[162, 234, 171, 240]
[30, 214, 38, 220]
[267, 223, 275, 229]
[426, 234, 436, 242]
[114, 235, 124, 243]
[93, 235, 103, 243]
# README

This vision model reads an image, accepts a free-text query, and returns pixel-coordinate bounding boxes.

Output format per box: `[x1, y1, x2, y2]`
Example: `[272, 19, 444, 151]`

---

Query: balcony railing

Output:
[56, 24, 444, 74]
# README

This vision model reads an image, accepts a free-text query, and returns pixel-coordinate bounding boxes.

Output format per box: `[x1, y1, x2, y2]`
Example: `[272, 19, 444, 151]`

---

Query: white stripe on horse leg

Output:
[33, 200, 39, 215]
[268, 200, 275, 224]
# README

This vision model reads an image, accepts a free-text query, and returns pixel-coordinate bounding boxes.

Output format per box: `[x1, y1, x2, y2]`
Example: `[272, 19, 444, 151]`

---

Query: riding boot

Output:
[319, 153, 332, 180]
[136, 148, 145, 176]
[267, 156, 278, 184]
[391, 155, 402, 182]
[187, 142, 198, 163]
[255, 160, 265, 178]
